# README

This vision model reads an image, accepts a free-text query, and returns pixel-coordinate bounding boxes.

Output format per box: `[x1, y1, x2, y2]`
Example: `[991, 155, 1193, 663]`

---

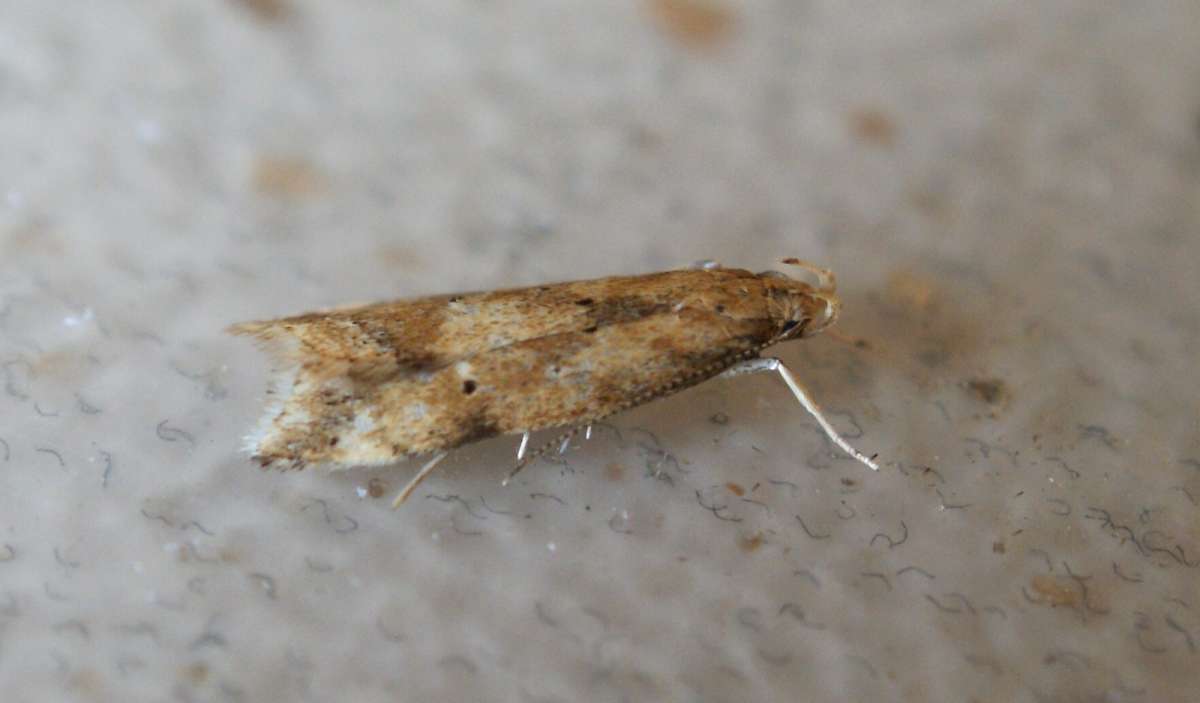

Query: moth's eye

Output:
[781, 320, 800, 333]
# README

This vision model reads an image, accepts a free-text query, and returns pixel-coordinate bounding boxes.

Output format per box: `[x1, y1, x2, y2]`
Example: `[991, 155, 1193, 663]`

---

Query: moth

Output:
[229, 258, 878, 507]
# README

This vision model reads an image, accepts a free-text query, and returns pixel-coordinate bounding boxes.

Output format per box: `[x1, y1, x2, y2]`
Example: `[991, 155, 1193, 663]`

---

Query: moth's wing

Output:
[254, 307, 777, 467]
[463, 307, 777, 433]
[228, 268, 766, 381]
[231, 268, 775, 468]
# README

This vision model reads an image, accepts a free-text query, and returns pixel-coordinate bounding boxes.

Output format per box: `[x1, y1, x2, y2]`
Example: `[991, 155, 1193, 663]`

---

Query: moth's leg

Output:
[585, 424, 593, 441]
[718, 358, 879, 470]
[717, 357, 779, 379]
[516, 431, 531, 462]
[502, 425, 585, 487]
[392, 451, 450, 508]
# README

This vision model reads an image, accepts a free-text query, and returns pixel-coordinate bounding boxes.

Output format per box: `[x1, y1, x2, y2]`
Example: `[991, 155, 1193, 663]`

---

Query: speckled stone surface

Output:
[2, 1, 1199, 701]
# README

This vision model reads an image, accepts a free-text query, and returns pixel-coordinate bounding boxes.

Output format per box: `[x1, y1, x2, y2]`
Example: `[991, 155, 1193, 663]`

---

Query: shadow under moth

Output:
[229, 258, 878, 507]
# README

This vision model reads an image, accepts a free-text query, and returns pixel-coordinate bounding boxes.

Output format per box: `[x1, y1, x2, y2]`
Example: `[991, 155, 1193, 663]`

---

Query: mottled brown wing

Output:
[229, 267, 768, 386]
[244, 302, 776, 469]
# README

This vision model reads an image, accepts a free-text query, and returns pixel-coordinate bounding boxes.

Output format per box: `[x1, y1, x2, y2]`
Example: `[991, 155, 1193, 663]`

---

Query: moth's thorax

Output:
[760, 275, 841, 340]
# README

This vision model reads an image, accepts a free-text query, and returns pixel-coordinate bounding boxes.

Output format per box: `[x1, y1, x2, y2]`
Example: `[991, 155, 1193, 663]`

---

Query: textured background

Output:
[2, 1, 1199, 701]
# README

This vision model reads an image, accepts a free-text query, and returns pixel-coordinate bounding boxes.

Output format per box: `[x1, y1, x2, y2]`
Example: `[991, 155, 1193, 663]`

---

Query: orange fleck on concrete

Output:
[739, 532, 764, 552]
[848, 107, 897, 148]
[253, 155, 324, 199]
[1030, 575, 1078, 607]
[647, 0, 736, 48]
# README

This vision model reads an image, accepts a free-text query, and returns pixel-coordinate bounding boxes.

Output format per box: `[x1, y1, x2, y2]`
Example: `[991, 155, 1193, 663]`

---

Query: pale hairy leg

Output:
[718, 357, 879, 470]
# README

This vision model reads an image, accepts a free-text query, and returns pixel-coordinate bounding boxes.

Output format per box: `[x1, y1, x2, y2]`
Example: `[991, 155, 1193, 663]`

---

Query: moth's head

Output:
[760, 258, 841, 341]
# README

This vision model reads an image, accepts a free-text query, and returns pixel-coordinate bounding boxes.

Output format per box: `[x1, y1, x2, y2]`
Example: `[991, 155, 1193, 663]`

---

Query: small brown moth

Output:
[229, 259, 879, 507]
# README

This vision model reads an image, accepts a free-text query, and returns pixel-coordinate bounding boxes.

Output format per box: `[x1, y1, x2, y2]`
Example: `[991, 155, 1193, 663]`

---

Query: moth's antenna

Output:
[780, 257, 837, 294]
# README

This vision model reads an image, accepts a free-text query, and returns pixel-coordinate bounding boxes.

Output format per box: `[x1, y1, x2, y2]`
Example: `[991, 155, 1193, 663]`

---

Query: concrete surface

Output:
[2, 1, 1199, 700]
